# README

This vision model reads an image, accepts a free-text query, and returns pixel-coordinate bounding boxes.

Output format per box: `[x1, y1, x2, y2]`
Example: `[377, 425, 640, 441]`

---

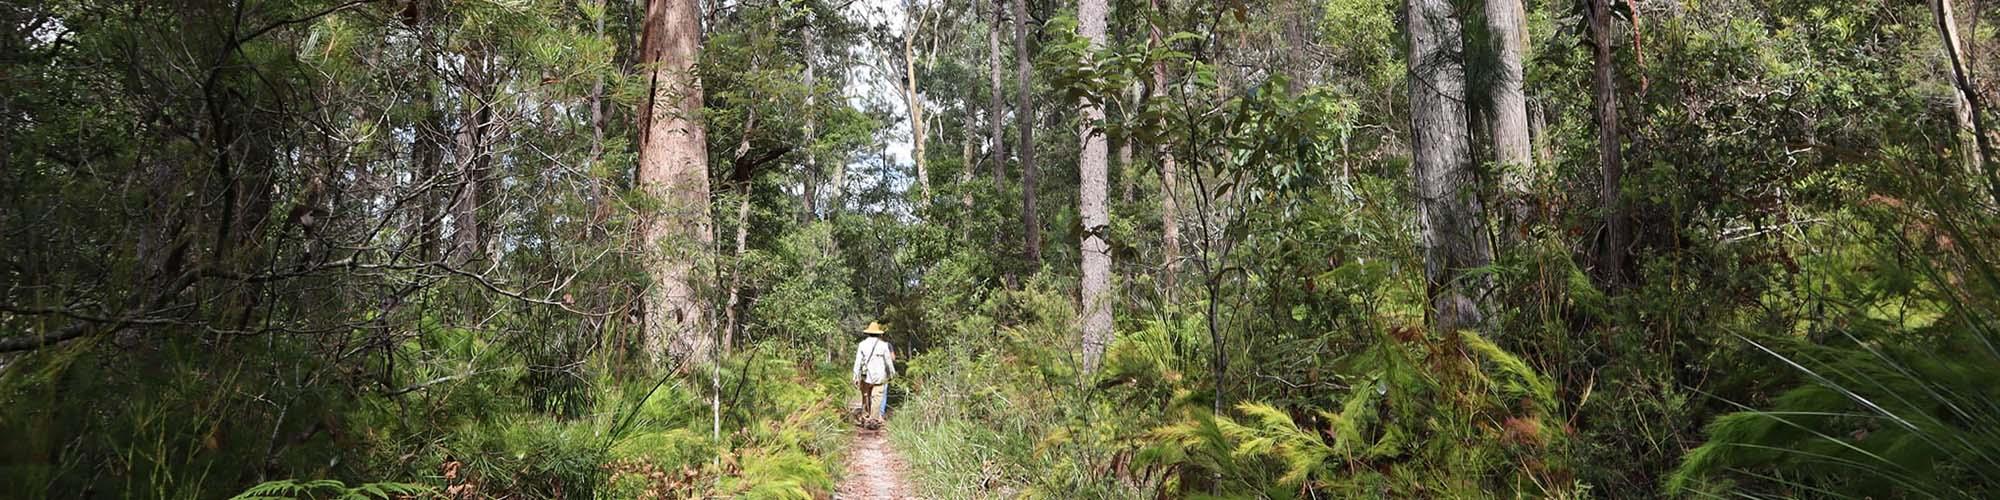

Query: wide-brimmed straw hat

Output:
[862, 322, 887, 335]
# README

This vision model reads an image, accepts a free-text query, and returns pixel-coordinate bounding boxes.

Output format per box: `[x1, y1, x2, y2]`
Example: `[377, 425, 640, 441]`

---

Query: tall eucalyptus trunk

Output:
[802, 11, 820, 223]
[1934, 0, 2000, 199]
[988, 0, 1008, 248]
[1589, 0, 1627, 288]
[902, 8, 932, 206]
[1150, 0, 1180, 294]
[1077, 0, 1113, 374]
[1119, 83, 1137, 203]
[1014, 0, 1040, 268]
[449, 47, 491, 267]
[1486, 0, 1535, 240]
[1408, 0, 1494, 334]
[638, 0, 714, 367]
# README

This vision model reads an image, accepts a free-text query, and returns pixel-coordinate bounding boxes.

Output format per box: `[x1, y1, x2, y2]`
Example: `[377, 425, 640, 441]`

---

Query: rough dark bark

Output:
[589, 0, 611, 238]
[449, 47, 491, 267]
[1281, 0, 1313, 97]
[1014, 0, 1040, 268]
[1589, 0, 1627, 289]
[413, 84, 445, 262]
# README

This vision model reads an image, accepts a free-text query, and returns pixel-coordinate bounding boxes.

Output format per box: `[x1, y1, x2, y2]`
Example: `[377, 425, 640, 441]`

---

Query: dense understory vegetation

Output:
[9, 0, 2000, 498]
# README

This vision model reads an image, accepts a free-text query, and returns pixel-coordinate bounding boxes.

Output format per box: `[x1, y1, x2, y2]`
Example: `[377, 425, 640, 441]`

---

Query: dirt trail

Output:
[835, 427, 920, 499]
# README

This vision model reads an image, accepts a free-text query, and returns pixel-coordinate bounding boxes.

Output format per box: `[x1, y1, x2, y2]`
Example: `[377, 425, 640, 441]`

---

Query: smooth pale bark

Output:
[962, 119, 978, 211]
[638, 0, 714, 367]
[1149, 0, 1180, 293]
[902, 11, 932, 206]
[1077, 0, 1112, 374]
[988, 0, 1008, 252]
[1486, 0, 1535, 237]
[1408, 0, 1494, 333]
[1589, 0, 1627, 288]
[1934, 0, 1999, 198]
[802, 12, 821, 223]
[1529, 98, 1554, 165]
[1956, 75, 1982, 174]
[988, 0, 1006, 184]
[1014, 0, 1040, 268]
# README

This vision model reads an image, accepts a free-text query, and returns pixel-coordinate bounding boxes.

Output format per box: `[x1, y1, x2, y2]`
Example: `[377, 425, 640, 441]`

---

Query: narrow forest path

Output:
[835, 426, 920, 499]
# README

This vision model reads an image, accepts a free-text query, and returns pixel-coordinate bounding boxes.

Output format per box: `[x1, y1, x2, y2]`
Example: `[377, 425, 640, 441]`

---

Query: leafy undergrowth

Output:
[1136, 329, 1578, 498]
[599, 346, 852, 499]
[1666, 200, 2000, 498]
[890, 279, 1581, 498]
[414, 343, 851, 499]
[228, 479, 431, 500]
[890, 282, 1154, 499]
[0, 333, 850, 499]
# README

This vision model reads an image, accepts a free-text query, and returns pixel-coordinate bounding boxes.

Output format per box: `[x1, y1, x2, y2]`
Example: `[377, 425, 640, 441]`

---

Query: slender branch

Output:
[236, 0, 386, 45]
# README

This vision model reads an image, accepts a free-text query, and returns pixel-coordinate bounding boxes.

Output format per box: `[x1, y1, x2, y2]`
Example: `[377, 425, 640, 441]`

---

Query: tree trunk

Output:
[962, 118, 978, 211]
[590, 0, 612, 238]
[1149, 0, 1180, 294]
[639, 0, 714, 367]
[1529, 98, 1554, 165]
[1589, 0, 1627, 289]
[1956, 72, 1983, 174]
[1077, 0, 1113, 374]
[988, 0, 1008, 251]
[1282, 0, 1312, 97]
[1486, 0, 1535, 241]
[1408, 0, 1494, 334]
[1014, 0, 1040, 268]
[988, 0, 1007, 183]
[722, 106, 757, 355]
[1934, 0, 1999, 198]
[415, 84, 445, 263]
[722, 186, 750, 353]
[903, 14, 933, 207]
[802, 12, 820, 223]
[449, 48, 490, 267]
[1119, 83, 1138, 204]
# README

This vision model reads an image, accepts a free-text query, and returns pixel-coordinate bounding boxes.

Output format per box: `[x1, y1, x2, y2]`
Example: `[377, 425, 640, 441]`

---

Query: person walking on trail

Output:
[851, 322, 897, 424]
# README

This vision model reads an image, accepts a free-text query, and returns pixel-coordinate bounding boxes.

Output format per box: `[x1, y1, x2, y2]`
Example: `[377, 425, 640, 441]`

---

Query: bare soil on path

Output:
[835, 427, 920, 499]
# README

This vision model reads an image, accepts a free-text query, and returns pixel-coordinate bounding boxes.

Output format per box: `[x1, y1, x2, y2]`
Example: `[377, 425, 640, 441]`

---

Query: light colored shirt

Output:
[852, 337, 896, 384]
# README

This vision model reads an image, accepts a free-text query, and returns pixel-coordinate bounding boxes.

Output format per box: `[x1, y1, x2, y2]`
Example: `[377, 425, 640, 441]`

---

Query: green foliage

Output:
[14, 0, 2000, 498]
[889, 281, 1152, 498]
[746, 221, 858, 352]
[1668, 327, 2000, 498]
[1140, 330, 1575, 498]
[229, 479, 430, 500]
[1666, 193, 2000, 498]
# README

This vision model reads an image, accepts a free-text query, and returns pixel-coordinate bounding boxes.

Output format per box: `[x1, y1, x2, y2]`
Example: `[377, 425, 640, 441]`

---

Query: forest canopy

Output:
[5, 0, 2000, 498]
